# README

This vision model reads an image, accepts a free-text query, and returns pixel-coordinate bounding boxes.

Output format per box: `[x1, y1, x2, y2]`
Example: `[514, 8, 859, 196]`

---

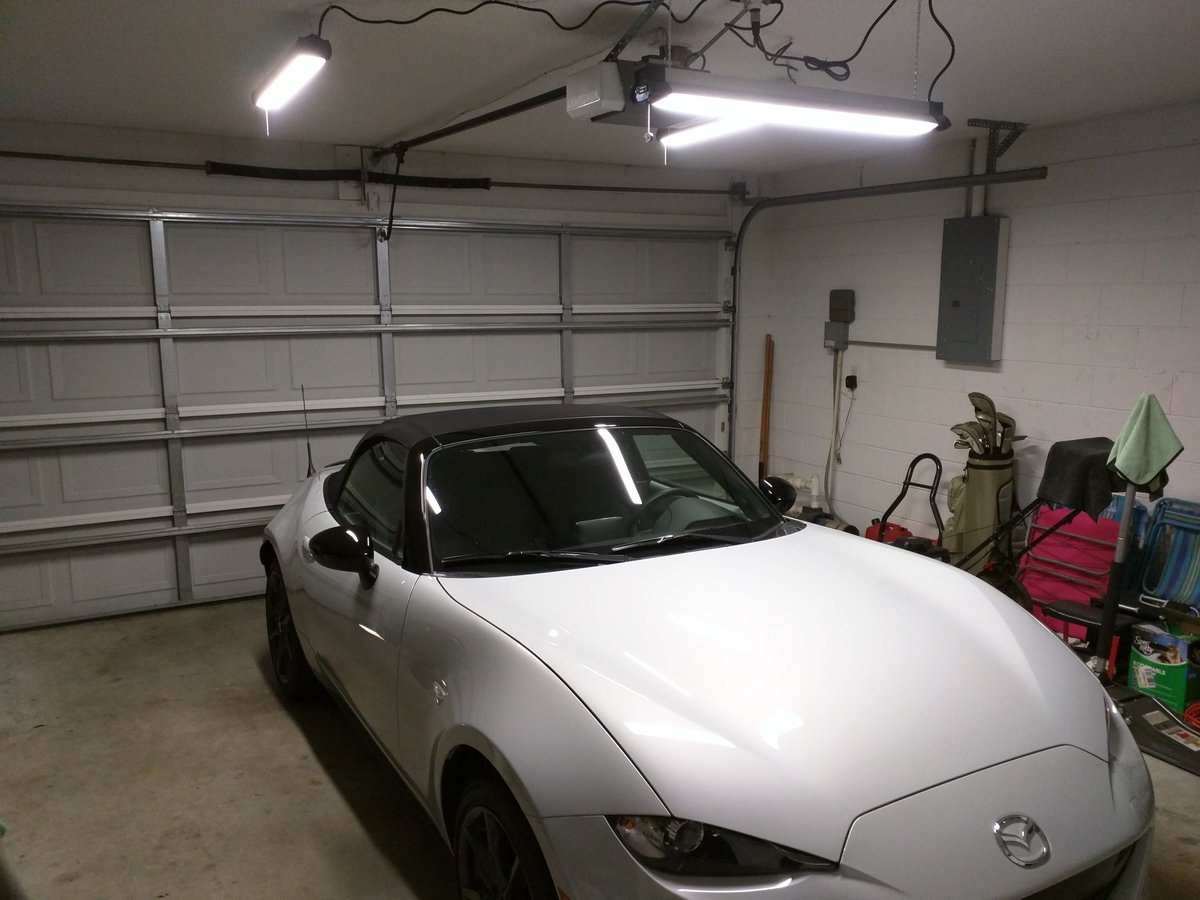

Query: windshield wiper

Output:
[610, 531, 750, 554]
[755, 520, 800, 540]
[439, 549, 626, 568]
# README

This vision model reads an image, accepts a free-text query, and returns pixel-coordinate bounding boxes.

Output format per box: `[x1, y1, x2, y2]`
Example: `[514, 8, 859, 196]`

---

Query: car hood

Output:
[439, 526, 1109, 861]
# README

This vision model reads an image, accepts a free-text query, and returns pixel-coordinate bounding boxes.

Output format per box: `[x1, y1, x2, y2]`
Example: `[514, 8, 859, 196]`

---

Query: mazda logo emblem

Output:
[994, 814, 1051, 868]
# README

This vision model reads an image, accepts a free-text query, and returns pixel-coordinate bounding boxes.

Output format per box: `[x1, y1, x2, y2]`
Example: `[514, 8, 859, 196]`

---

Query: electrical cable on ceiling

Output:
[925, 0, 955, 102]
[748, 0, 901, 82]
[725, 0, 954, 99]
[314, 0, 713, 36]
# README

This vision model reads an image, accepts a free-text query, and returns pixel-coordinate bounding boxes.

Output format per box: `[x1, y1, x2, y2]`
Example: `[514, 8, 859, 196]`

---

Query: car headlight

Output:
[608, 815, 836, 877]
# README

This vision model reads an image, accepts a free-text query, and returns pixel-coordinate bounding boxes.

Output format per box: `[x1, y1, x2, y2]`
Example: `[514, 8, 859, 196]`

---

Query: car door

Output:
[299, 439, 417, 754]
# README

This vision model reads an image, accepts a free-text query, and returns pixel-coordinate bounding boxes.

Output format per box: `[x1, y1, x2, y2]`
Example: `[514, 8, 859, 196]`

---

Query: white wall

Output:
[736, 101, 1200, 536]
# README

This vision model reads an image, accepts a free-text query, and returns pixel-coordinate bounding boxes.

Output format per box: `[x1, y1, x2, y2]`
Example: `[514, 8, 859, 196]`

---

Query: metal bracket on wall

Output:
[968, 119, 1028, 174]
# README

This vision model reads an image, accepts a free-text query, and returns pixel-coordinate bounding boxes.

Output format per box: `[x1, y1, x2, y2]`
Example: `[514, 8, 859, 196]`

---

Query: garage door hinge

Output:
[721, 301, 734, 314]
[721, 377, 734, 390]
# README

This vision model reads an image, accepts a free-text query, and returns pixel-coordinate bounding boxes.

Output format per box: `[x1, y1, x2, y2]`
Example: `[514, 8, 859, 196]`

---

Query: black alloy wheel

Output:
[265, 559, 320, 699]
[455, 779, 557, 900]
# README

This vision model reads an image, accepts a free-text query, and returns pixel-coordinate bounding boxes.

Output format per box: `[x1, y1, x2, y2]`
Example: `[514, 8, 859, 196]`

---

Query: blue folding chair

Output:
[1137, 499, 1200, 616]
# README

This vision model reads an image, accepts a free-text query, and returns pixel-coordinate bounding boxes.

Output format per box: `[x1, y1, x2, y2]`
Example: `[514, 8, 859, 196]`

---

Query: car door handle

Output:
[301, 537, 314, 562]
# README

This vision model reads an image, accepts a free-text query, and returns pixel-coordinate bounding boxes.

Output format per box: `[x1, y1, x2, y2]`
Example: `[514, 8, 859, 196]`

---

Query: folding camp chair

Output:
[1136, 498, 1200, 615]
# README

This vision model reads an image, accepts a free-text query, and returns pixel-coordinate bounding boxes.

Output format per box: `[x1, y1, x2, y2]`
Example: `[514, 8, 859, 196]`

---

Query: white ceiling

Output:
[2, 0, 1199, 174]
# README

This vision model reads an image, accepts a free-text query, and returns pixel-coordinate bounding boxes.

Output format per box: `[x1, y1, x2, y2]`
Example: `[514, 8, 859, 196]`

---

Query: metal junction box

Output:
[936, 216, 1009, 364]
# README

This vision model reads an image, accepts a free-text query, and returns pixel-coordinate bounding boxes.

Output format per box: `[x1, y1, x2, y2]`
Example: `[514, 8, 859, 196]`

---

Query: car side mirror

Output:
[759, 476, 797, 514]
[310, 525, 379, 587]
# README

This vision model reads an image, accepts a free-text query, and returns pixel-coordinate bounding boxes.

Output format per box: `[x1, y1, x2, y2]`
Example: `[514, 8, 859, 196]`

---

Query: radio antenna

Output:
[300, 384, 316, 477]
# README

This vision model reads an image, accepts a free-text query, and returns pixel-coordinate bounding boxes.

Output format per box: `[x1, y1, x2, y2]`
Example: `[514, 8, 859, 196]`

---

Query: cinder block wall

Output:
[737, 101, 1200, 535]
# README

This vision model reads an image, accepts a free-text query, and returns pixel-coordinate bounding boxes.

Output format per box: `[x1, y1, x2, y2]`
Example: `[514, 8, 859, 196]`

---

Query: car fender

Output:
[395, 576, 669, 836]
[262, 472, 338, 661]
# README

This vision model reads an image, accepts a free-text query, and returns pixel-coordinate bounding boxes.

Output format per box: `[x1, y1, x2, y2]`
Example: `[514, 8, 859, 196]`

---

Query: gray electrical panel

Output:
[936, 216, 1009, 363]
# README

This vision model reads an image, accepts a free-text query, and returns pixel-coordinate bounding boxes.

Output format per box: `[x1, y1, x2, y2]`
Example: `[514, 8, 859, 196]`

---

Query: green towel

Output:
[1108, 393, 1183, 491]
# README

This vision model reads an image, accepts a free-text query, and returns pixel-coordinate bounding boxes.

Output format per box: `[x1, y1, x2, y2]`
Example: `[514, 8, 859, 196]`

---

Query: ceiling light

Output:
[646, 66, 944, 141]
[658, 118, 761, 149]
[253, 34, 332, 112]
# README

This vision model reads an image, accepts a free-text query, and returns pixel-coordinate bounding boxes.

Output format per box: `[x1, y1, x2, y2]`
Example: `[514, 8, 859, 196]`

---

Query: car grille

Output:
[1022, 843, 1134, 900]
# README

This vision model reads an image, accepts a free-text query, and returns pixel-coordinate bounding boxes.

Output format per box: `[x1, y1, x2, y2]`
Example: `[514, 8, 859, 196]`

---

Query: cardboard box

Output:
[1127, 623, 1200, 713]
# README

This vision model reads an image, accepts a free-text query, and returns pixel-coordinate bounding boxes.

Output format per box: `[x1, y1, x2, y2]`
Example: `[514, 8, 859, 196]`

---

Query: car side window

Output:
[335, 440, 407, 559]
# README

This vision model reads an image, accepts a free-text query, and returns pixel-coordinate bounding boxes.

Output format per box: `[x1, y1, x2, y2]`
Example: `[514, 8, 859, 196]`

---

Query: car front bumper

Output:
[534, 744, 1153, 900]
[538, 816, 1151, 900]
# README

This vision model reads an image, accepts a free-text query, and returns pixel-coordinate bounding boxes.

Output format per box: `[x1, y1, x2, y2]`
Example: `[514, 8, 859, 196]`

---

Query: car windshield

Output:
[424, 425, 784, 572]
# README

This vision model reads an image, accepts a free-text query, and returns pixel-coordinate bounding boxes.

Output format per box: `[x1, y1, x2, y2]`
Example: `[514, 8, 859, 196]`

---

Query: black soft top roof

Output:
[361, 403, 683, 449]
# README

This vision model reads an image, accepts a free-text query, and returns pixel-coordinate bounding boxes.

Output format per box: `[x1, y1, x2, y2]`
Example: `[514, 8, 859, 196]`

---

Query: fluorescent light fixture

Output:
[659, 117, 760, 149]
[647, 66, 943, 144]
[253, 34, 332, 112]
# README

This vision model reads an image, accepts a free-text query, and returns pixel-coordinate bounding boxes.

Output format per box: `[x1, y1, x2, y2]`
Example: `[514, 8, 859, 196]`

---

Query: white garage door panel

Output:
[0, 220, 19, 293]
[0, 210, 729, 630]
[167, 225, 273, 298]
[167, 224, 376, 307]
[0, 445, 169, 529]
[0, 543, 180, 629]
[389, 232, 473, 295]
[177, 336, 382, 408]
[49, 341, 162, 402]
[575, 330, 717, 387]
[0, 454, 42, 509]
[281, 228, 376, 298]
[574, 332, 638, 381]
[59, 445, 170, 505]
[0, 555, 55, 615]
[482, 236, 559, 298]
[571, 239, 637, 301]
[0, 341, 162, 417]
[70, 542, 176, 603]
[34, 221, 152, 297]
[190, 529, 265, 601]
[183, 436, 296, 507]
[0, 218, 153, 309]
[648, 330, 717, 378]
[646, 241, 719, 298]
[572, 237, 719, 307]
[390, 232, 559, 308]
[395, 333, 562, 397]
[289, 336, 381, 392]
[0, 345, 32, 403]
[177, 338, 277, 399]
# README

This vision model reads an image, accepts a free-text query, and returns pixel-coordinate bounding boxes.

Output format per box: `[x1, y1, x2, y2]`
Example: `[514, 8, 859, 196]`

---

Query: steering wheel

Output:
[628, 487, 697, 533]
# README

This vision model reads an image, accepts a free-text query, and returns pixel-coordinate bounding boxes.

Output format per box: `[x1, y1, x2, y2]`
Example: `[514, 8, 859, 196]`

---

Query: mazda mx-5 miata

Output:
[261, 404, 1153, 899]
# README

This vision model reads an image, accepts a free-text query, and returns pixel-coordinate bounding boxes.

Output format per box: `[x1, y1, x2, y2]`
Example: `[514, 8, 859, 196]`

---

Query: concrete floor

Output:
[1, 598, 1198, 900]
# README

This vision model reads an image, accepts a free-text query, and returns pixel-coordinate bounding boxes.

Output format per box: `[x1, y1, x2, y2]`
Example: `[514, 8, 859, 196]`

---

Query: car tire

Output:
[264, 558, 321, 700]
[454, 778, 557, 900]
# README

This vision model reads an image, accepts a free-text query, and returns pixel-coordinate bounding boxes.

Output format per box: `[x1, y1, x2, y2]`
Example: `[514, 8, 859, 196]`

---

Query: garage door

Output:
[0, 208, 731, 629]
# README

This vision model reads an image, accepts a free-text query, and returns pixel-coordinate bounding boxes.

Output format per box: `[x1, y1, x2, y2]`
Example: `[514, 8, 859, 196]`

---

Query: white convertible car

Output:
[261, 404, 1153, 900]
